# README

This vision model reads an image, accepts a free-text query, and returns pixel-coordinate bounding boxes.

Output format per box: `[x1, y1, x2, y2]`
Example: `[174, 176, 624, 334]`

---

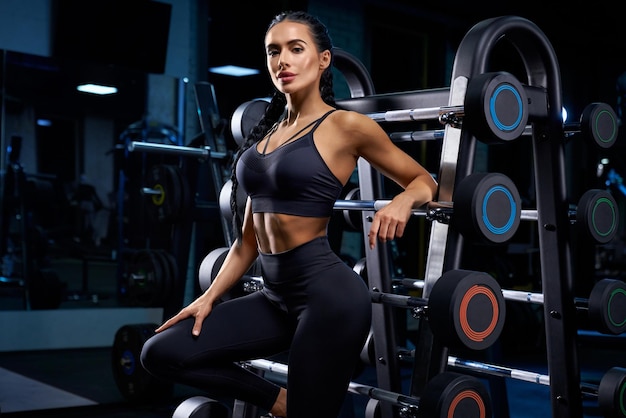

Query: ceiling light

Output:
[76, 83, 118, 95]
[209, 65, 260, 77]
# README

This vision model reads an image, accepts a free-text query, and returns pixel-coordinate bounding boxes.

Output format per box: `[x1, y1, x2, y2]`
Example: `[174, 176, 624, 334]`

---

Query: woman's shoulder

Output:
[330, 108, 376, 131]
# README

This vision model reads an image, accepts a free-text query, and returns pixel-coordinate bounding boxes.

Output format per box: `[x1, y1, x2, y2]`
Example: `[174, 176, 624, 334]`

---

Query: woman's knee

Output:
[139, 334, 162, 374]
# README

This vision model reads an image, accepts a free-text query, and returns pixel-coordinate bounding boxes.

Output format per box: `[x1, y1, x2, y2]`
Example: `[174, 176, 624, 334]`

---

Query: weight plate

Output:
[577, 189, 619, 244]
[359, 329, 375, 365]
[588, 278, 626, 335]
[170, 164, 192, 222]
[172, 396, 230, 418]
[453, 172, 521, 244]
[417, 372, 491, 418]
[598, 367, 626, 418]
[219, 179, 247, 222]
[199, 247, 229, 293]
[154, 249, 176, 304]
[581, 102, 618, 149]
[342, 187, 364, 231]
[111, 323, 173, 403]
[364, 398, 381, 418]
[145, 164, 182, 223]
[230, 98, 270, 147]
[465, 71, 528, 143]
[160, 249, 179, 285]
[198, 247, 260, 300]
[429, 269, 505, 350]
[126, 250, 167, 307]
[353, 257, 368, 281]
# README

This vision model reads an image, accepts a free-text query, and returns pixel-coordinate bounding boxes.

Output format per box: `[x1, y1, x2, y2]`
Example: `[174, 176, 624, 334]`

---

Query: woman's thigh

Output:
[141, 291, 294, 369]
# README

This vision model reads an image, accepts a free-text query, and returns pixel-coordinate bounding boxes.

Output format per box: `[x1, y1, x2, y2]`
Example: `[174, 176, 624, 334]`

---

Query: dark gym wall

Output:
[300, 1, 626, 286]
[1, 0, 624, 306]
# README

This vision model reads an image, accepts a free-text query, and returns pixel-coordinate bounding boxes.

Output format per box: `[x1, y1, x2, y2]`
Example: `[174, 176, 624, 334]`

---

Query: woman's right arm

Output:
[155, 197, 258, 336]
[203, 196, 259, 303]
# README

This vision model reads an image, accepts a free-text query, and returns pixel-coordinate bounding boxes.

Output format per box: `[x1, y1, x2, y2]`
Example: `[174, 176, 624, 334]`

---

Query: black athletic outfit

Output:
[141, 109, 372, 417]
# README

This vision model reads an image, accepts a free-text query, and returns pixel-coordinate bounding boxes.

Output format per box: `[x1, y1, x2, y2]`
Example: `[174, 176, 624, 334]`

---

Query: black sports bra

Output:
[236, 110, 342, 217]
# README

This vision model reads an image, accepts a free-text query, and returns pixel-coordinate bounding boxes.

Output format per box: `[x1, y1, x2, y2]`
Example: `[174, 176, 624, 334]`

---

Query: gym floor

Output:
[1, 253, 625, 417]
[0, 335, 624, 417]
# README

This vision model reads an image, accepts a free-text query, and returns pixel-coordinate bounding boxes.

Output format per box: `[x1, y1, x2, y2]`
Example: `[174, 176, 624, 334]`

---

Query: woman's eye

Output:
[267, 50, 279, 57]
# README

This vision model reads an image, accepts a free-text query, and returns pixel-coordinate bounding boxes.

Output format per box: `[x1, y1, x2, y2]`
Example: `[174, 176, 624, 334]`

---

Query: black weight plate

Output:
[230, 99, 270, 147]
[577, 189, 619, 244]
[453, 172, 521, 244]
[153, 250, 175, 305]
[218, 180, 232, 220]
[198, 247, 229, 294]
[364, 398, 381, 418]
[429, 269, 505, 351]
[417, 371, 492, 418]
[218, 179, 247, 222]
[160, 249, 179, 285]
[172, 396, 230, 418]
[163, 165, 182, 221]
[465, 71, 528, 143]
[342, 187, 364, 231]
[145, 164, 181, 223]
[581, 102, 618, 149]
[588, 278, 626, 335]
[198, 246, 258, 300]
[167, 164, 192, 222]
[598, 367, 626, 418]
[127, 250, 166, 307]
[111, 323, 173, 403]
[353, 257, 368, 281]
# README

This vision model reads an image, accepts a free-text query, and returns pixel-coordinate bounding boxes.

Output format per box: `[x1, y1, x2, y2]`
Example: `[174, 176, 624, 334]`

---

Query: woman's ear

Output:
[319, 50, 331, 70]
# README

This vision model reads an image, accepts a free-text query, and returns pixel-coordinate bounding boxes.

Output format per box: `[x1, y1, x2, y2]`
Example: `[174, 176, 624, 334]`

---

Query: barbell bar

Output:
[221, 171, 524, 244]
[230, 72, 617, 148]
[229, 72, 524, 144]
[366, 71, 529, 142]
[127, 140, 228, 161]
[199, 248, 505, 352]
[389, 102, 618, 149]
[333, 198, 539, 221]
[221, 170, 617, 247]
[393, 349, 626, 418]
[245, 358, 492, 418]
[365, 105, 465, 125]
[401, 276, 626, 335]
[377, 269, 506, 351]
[336, 181, 618, 246]
[335, 199, 545, 223]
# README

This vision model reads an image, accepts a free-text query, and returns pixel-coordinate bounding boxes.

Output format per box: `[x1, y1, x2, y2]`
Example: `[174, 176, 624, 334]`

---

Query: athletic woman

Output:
[141, 10, 437, 418]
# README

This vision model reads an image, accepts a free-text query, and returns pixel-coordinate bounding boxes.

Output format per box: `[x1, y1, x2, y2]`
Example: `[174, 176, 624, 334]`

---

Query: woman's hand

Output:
[367, 192, 415, 249]
[155, 292, 215, 336]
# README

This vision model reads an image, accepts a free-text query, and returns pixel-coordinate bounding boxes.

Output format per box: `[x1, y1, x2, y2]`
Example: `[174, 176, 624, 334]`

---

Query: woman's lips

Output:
[278, 72, 295, 82]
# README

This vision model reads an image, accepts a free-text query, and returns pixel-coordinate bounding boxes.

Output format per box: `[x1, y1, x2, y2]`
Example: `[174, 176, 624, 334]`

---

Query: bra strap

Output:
[275, 109, 337, 149]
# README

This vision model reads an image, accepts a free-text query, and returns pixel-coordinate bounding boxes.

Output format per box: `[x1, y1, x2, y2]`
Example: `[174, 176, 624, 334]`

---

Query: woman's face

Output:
[264, 21, 330, 96]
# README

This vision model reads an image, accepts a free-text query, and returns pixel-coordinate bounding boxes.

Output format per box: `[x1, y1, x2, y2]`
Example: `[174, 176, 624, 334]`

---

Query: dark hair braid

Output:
[229, 10, 337, 245]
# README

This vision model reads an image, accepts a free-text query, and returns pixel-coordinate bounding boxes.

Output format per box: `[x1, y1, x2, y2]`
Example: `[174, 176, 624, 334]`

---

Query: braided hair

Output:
[229, 11, 337, 245]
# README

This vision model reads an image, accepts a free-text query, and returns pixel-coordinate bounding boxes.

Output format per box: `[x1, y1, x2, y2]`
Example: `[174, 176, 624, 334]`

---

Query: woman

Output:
[141, 10, 437, 418]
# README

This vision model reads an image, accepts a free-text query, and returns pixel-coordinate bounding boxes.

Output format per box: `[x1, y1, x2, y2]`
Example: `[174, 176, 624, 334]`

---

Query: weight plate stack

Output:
[111, 323, 173, 403]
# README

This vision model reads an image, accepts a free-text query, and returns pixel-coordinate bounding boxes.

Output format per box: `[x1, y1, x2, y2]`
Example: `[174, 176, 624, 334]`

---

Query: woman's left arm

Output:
[345, 111, 438, 248]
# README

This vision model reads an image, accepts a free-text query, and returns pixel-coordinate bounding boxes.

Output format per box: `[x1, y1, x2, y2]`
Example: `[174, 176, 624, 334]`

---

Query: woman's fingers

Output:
[155, 314, 183, 333]
[368, 208, 409, 249]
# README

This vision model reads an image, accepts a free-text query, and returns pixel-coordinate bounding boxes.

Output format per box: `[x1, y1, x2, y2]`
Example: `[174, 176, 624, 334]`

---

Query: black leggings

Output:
[140, 236, 372, 417]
